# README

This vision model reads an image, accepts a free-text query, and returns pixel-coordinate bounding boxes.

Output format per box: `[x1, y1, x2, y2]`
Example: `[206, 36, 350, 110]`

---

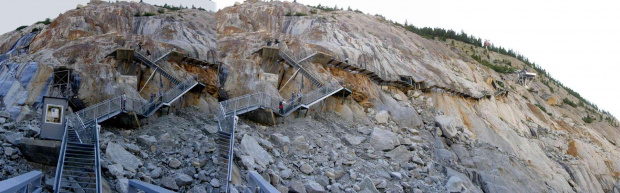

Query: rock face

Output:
[105, 142, 142, 171]
[1, 1, 619, 193]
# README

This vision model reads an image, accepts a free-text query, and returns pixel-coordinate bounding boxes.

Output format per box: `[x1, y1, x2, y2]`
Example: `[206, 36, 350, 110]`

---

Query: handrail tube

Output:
[128, 180, 175, 193]
[93, 119, 102, 193]
[53, 118, 69, 192]
[246, 171, 279, 193]
[0, 171, 43, 193]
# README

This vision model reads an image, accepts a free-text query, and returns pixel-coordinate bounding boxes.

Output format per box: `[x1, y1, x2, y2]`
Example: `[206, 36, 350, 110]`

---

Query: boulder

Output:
[280, 169, 293, 179]
[369, 127, 398, 151]
[386, 145, 412, 163]
[138, 135, 157, 146]
[169, 158, 182, 169]
[344, 134, 366, 145]
[390, 172, 402, 180]
[271, 133, 290, 145]
[150, 167, 162, 178]
[375, 111, 389, 124]
[108, 164, 124, 177]
[240, 135, 273, 168]
[290, 181, 307, 193]
[300, 163, 314, 174]
[122, 143, 141, 153]
[204, 125, 219, 134]
[210, 178, 221, 188]
[189, 185, 207, 193]
[434, 115, 459, 138]
[22, 125, 40, 138]
[16, 138, 61, 166]
[358, 177, 380, 193]
[305, 180, 327, 193]
[105, 142, 143, 171]
[175, 173, 193, 186]
[436, 148, 457, 163]
[451, 144, 475, 168]
[4, 147, 15, 156]
[161, 176, 179, 190]
[116, 178, 129, 193]
[4, 131, 22, 145]
[445, 176, 466, 192]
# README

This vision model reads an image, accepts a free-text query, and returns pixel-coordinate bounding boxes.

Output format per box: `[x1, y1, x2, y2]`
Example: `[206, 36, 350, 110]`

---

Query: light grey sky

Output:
[1, 0, 619, 117]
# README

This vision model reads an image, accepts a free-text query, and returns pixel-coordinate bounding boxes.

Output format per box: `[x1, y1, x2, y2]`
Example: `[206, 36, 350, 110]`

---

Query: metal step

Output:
[65, 149, 95, 155]
[61, 170, 95, 175]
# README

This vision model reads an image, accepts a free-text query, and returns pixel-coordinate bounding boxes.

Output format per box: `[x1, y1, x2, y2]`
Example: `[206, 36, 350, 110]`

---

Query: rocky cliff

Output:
[1, 1, 619, 193]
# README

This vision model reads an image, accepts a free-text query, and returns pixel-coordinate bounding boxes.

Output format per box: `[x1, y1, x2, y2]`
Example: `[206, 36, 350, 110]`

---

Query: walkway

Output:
[215, 80, 349, 192]
[53, 75, 199, 192]
[320, 53, 496, 100]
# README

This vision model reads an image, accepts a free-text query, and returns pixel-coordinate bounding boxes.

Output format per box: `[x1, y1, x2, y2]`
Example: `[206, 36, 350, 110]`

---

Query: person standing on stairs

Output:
[159, 90, 163, 103]
[291, 92, 296, 107]
[150, 93, 154, 103]
[121, 92, 127, 111]
[297, 90, 302, 104]
[267, 39, 272, 46]
[275, 39, 280, 46]
[279, 100, 284, 114]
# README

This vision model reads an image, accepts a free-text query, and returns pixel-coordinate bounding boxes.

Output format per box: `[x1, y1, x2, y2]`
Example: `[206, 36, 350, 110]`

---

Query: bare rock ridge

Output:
[0, 1, 619, 193]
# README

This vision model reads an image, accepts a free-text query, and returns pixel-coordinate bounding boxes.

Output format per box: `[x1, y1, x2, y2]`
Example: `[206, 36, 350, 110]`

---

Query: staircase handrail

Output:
[245, 171, 279, 193]
[0, 171, 43, 193]
[278, 51, 324, 87]
[128, 180, 175, 193]
[93, 119, 102, 193]
[301, 81, 343, 105]
[152, 51, 172, 63]
[162, 75, 199, 103]
[53, 118, 69, 192]
[134, 51, 181, 84]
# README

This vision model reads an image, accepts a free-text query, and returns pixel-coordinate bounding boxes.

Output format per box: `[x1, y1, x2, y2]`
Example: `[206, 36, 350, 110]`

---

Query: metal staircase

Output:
[278, 51, 324, 87]
[52, 76, 198, 192]
[54, 116, 102, 193]
[214, 81, 349, 192]
[152, 51, 172, 63]
[141, 75, 199, 117]
[134, 51, 181, 85]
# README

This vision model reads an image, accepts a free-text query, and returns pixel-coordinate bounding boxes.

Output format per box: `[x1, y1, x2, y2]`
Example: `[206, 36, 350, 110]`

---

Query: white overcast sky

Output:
[2, 0, 620, 117]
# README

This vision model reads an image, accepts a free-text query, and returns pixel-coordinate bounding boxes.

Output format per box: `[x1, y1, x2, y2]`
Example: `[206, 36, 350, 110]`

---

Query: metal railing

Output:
[134, 51, 181, 84]
[128, 180, 175, 193]
[163, 75, 199, 104]
[152, 51, 172, 63]
[301, 81, 343, 105]
[279, 51, 324, 87]
[219, 92, 280, 117]
[53, 118, 69, 192]
[93, 120, 102, 193]
[245, 171, 279, 193]
[0, 171, 43, 193]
